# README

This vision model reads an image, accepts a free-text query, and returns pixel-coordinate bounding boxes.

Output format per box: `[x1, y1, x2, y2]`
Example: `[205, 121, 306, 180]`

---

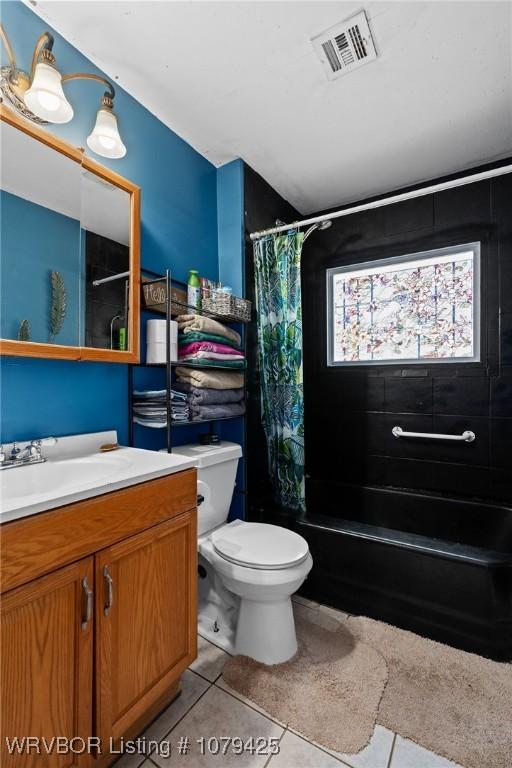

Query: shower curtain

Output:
[253, 231, 306, 512]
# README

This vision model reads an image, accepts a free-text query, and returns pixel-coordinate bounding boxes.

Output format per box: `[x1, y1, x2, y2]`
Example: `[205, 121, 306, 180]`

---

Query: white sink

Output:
[1, 455, 131, 501]
[0, 431, 197, 523]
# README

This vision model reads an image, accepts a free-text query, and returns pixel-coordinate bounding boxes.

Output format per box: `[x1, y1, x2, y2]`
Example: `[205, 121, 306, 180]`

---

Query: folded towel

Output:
[133, 417, 166, 428]
[179, 353, 245, 368]
[133, 389, 187, 403]
[179, 341, 244, 357]
[133, 406, 188, 416]
[133, 388, 190, 427]
[177, 314, 241, 346]
[191, 402, 246, 420]
[133, 414, 189, 427]
[173, 382, 245, 405]
[178, 331, 243, 352]
[179, 351, 243, 361]
[176, 367, 244, 390]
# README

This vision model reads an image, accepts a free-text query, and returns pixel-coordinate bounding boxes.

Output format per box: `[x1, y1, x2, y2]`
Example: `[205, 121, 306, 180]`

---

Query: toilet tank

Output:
[170, 442, 242, 535]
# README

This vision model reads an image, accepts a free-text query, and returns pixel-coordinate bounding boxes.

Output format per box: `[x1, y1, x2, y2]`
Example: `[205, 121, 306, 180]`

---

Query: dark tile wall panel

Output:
[244, 162, 512, 520]
[385, 377, 433, 414]
[300, 171, 512, 506]
[491, 377, 512, 417]
[432, 377, 489, 416]
[85, 232, 129, 349]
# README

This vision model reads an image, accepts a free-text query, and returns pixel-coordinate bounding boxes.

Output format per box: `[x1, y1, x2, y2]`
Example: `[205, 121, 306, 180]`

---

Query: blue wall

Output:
[1, 191, 81, 345]
[217, 160, 245, 297]
[217, 160, 246, 519]
[0, 0, 219, 445]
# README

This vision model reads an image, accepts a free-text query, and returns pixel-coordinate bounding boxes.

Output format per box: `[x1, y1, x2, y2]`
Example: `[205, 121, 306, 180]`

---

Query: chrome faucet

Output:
[0, 437, 57, 470]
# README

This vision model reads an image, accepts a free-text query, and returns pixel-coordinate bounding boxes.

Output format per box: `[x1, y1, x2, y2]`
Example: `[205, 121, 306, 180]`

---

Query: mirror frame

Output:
[0, 104, 140, 363]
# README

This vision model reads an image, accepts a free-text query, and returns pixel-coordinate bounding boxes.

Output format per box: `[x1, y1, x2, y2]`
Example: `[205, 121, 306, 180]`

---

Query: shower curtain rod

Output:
[249, 163, 512, 240]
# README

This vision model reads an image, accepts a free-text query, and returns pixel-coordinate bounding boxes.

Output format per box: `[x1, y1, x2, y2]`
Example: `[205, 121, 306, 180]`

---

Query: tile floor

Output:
[115, 597, 464, 768]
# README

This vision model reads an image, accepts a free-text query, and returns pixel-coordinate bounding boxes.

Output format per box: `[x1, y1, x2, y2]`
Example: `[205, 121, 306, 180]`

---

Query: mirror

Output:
[81, 170, 130, 350]
[0, 107, 140, 362]
[1, 118, 82, 346]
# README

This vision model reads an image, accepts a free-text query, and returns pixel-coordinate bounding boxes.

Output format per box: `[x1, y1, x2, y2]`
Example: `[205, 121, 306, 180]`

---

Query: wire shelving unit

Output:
[128, 268, 248, 453]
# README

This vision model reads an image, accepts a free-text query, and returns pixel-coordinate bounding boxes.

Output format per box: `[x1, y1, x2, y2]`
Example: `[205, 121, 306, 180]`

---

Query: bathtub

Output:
[293, 485, 512, 661]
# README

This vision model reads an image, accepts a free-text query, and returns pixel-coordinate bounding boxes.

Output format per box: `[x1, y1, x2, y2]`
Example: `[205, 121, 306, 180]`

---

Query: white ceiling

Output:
[28, 1, 512, 213]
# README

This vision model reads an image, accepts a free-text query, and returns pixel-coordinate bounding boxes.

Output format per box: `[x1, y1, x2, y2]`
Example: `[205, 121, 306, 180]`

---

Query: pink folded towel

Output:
[179, 341, 244, 358]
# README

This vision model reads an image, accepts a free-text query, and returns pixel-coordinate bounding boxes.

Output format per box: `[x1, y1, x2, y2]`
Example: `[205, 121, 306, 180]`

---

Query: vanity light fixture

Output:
[0, 23, 126, 159]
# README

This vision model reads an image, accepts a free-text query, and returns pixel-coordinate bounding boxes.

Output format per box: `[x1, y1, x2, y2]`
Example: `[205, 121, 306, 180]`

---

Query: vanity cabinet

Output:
[95, 513, 196, 747]
[1, 558, 94, 768]
[0, 469, 197, 767]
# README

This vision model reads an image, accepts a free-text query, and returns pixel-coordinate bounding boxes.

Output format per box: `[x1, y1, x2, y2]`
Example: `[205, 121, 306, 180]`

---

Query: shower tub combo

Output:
[295, 485, 512, 661]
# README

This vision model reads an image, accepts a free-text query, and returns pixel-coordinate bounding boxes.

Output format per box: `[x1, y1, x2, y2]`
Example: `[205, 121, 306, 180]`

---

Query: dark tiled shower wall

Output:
[244, 163, 512, 517]
[302, 169, 512, 507]
[85, 232, 129, 349]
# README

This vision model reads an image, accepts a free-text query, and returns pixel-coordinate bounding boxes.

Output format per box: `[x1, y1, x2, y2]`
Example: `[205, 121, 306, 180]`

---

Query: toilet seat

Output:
[211, 521, 310, 570]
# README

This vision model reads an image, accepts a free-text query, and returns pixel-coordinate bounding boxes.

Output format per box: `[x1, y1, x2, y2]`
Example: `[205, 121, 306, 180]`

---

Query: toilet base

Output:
[198, 534, 312, 666]
[235, 596, 298, 665]
[198, 553, 237, 654]
[198, 610, 236, 654]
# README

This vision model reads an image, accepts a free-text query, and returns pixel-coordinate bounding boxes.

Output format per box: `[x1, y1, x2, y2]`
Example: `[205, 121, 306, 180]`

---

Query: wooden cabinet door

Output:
[1, 558, 94, 768]
[95, 511, 197, 745]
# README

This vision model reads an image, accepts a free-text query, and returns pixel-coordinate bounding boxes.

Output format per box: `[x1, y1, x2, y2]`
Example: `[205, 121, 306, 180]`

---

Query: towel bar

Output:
[392, 426, 475, 443]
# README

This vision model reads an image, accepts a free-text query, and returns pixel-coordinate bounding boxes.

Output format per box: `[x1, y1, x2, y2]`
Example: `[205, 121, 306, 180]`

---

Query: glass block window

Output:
[327, 243, 480, 365]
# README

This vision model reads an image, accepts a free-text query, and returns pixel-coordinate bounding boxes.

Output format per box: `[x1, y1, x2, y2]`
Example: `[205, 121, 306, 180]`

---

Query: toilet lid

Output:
[211, 522, 310, 570]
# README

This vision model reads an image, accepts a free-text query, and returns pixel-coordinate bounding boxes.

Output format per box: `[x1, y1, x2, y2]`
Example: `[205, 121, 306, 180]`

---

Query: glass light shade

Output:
[24, 62, 74, 123]
[87, 108, 126, 159]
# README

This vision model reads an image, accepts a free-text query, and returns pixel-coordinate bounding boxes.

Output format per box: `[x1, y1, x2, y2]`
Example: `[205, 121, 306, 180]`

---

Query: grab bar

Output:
[392, 426, 475, 443]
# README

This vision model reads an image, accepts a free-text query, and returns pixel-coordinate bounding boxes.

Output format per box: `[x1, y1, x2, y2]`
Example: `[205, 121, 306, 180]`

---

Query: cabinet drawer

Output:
[0, 469, 196, 593]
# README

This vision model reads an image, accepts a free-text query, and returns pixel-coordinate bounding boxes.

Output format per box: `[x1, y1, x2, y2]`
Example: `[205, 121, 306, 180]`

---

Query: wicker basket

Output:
[202, 289, 251, 323]
[141, 279, 188, 317]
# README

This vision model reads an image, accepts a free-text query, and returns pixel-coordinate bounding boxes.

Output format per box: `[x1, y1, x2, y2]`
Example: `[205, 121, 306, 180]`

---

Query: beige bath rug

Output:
[348, 615, 512, 768]
[223, 610, 512, 768]
[221, 613, 388, 754]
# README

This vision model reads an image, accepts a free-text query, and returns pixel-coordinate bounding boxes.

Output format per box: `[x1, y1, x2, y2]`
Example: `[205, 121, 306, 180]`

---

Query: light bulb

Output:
[36, 91, 61, 112]
[24, 62, 73, 123]
[87, 107, 126, 159]
[98, 135, 116, 150]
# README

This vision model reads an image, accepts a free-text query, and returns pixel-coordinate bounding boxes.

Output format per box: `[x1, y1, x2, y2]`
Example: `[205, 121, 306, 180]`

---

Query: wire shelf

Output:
[142, 360, 246, 372]
[142, 294, 251, 324]
[133, 414, 244, 428]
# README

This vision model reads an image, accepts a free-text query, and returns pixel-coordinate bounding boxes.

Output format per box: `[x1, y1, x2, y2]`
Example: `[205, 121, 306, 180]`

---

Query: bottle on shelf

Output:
[187, 269, 201, 312]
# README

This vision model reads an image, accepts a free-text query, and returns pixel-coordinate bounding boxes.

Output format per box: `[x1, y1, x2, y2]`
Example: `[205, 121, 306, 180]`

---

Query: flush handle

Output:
[81, 577, 93, 630]
[103, 565, 114, 617]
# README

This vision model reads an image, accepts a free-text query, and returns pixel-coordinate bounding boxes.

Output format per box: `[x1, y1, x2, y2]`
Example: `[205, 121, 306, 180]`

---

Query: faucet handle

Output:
[10, 442, 19, 459]
[31, 437, 57, 448]
[40, 437, 57, 447]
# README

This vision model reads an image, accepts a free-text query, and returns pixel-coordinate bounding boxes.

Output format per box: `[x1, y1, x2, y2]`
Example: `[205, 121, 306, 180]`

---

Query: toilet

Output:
[171, 441, 313, 665]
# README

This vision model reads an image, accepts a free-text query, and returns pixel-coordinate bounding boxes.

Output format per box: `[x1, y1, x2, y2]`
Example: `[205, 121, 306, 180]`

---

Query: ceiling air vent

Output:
[311, 11, 377, 81]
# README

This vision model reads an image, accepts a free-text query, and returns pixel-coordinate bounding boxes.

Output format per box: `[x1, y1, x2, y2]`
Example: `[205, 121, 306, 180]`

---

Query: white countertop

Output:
[0, 431, 197, 524]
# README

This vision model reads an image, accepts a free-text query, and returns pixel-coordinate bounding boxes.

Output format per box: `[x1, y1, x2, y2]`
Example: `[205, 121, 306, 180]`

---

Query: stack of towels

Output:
[133, 389, 189, 427]
[177, 314, 245, 369]
[175, 365, 245, 422]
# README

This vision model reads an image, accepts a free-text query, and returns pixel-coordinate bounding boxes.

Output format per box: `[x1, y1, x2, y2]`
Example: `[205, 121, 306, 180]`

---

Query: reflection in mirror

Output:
[0, 120, 82, 345]
[81, 171, 131, 350]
